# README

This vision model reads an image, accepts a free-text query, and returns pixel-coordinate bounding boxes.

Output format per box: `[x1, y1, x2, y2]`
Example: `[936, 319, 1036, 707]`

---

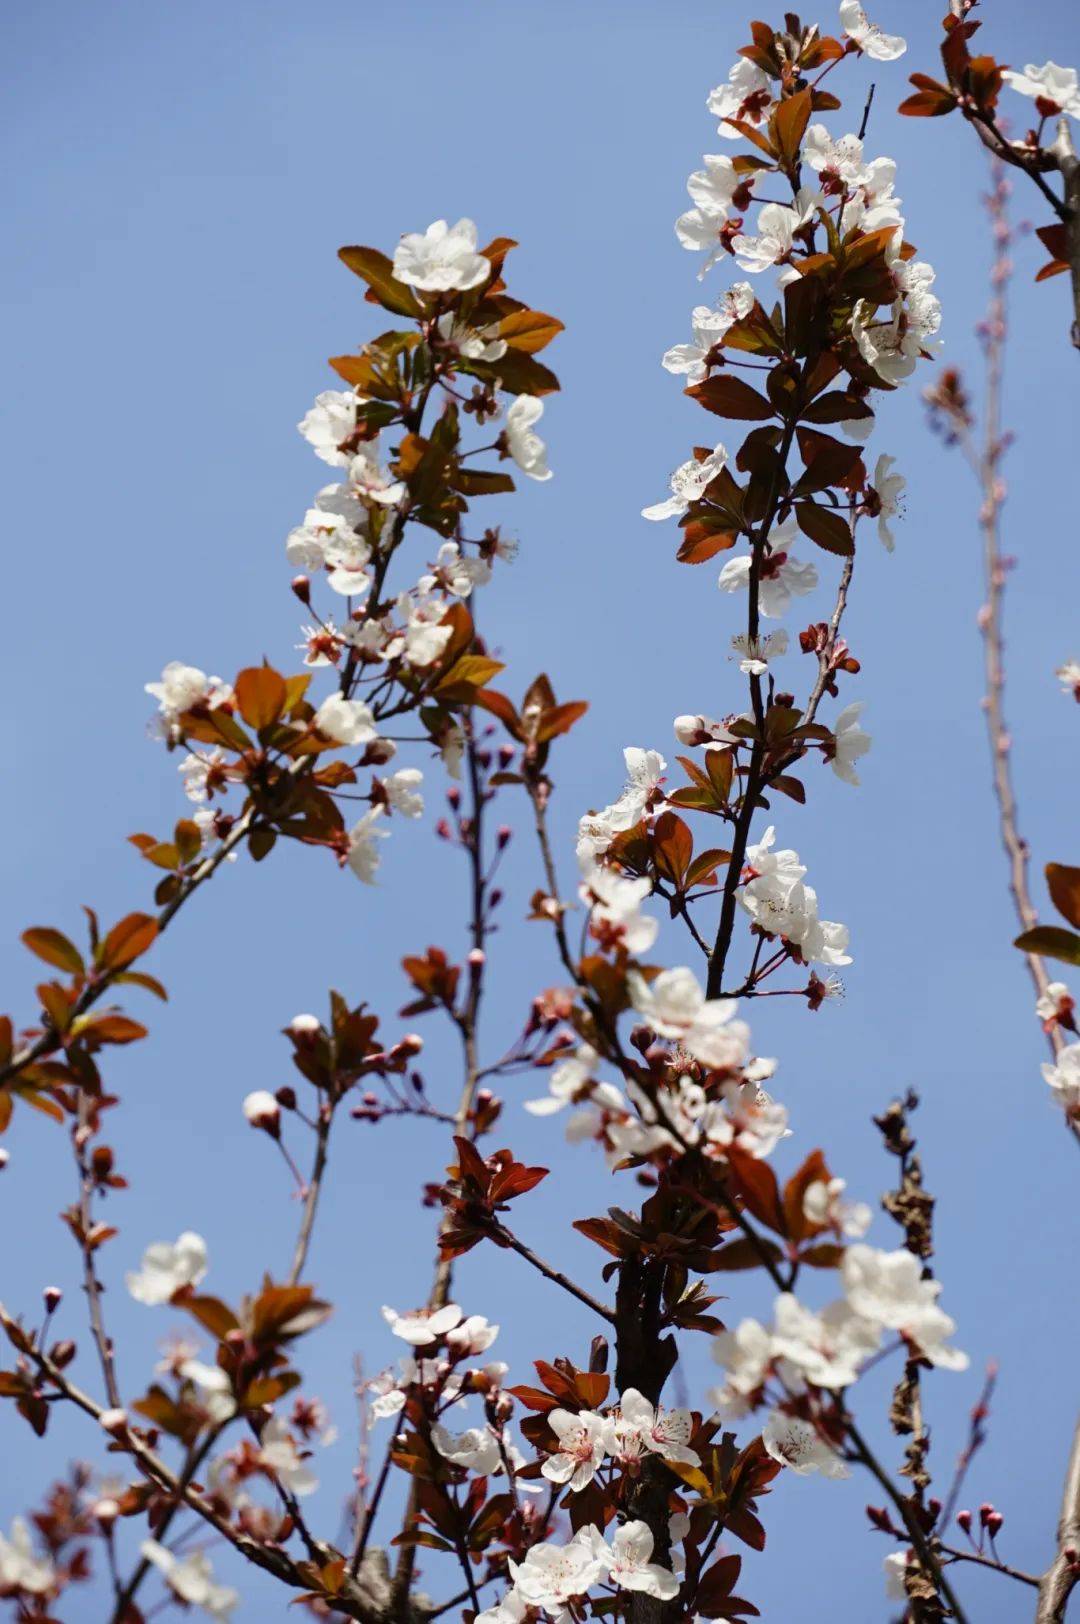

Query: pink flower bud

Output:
[0, 1148, 9, 1170]
[43, 1287, 62, 1314]
[497, 825, 512, 849]
[979, 1502, 994, 1527]
[291, 575, 311, 604]
[490, 887, 504, 908]
[468, 949, 486, 969]
[287, 1014, 321, 1043]
[447, 787, 462, 811]
[100, 1408, 128, 1436]
[243, 1090, 281, 1137]
[986, 1511, 1004, 1537]
[95, 1497, 120, 1527]
[498, 744, 515, 767]
[275, 1086, 297, 1111]
[957, 1509, 972, 1534]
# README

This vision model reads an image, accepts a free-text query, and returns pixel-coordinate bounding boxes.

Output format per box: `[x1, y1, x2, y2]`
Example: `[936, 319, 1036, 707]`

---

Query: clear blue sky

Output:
[3, 1, 1079, 1618]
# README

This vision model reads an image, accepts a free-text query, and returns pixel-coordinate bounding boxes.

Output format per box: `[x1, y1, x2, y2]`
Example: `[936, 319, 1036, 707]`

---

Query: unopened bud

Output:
[95, 1497, 120, 1527]
[243, 1090, 281, 1137]
[979, 1502, 995, 1529]
[468, 949, 486, 970]
[476, 1088, 493, 1107]
[275, 1086, 297, 1111]
[497, 825, 512, 850]
[957, 1510, 973, 1534]
[490, 887, 503, 908]
[498, 744, 515, 767]
[0, 1149, 8, 1170]
[291, 574, 311, 604]
[100, 1408, 128, 1436]
[986, 1510, 1004, 1537]
[50, 1339, 76, 1368]
[43, 1286, 62, 1314]
[398, 1033, 424, 1058]
[447, 786, 462, 811]
[366, 738, 396, 766]
[287, 1014, 321, 1042]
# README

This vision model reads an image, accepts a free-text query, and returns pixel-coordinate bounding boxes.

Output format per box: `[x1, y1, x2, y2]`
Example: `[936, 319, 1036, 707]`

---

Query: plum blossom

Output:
[126, 1232, 208, 1305]
[242, 1090, 279, 1132]
[525, 1043, 623, 1119]
[435, 310, 507, 362]
[314, 694, 378, 747]
[325, 532, 373, 597]
[0, 1520, 55, 1596]
[581, 867, 658, 955]
[346, 807, 388, 884]
[842, 1245, 968, 1370]
[508, 1525, 610, 1615]
[642, 442, 727, 521]
[703, 1079, 790, 1159]
[676, 159, 758, 275]
[627, 966, 750, 1071]
[762, 1411, 850, 1477]
[1042, 1043, 1080, 1118]
[475, 1594, 530, 1624]
[347, 444, 405, 507]
[718, 524, 819, 618]
[770, 1294, 881, 1389]
[298, 390, 358, 466]
[662, 286, 755, 378]
[708, 57, 773, 138]
[1002, 62, 1080, 119]
[420, 540, 491, 598]
[179, 748, 226, 803]
[884, 1549, 913, 1599]
[711, 1316, 774, 1415]
[542, 1409, 609, 1490]
[1056, 659, 1080, 701]
[804, 125, 865, 188]
[732, 629, 787, 675]
[673, 713, 737, 747]
[732, 197, 816, 274]
[258, 1416, 318, 1496]
[737, 834, 852, 968]
[803, 1176, 872, 1238]
[382, 768, 424, 819]
[392, 219, 490, 293]
[180, 1359, 237, 1424]
[869, 453, 905, 549]
[839, 156, 903, 235]
[839, 1, 906, 62]
[829, 702, 871, 786]
[854, 264, 941, 385]
[382, 1302, 462, 1345]
[432, 1423, 504, 1476]
[617, 1387, 700, 1467]
[505, 395, 552, 481]
[446, 1314, 499, 1356]
[141, 1542, 238, 1619]
[607, 1521, 680, 1600]
[576, 747, 667, 866]
[146, 664, 232, 731]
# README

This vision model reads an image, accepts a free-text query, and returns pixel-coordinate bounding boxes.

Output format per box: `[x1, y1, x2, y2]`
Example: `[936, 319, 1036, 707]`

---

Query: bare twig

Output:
[1036, 1417, 1080, 1622]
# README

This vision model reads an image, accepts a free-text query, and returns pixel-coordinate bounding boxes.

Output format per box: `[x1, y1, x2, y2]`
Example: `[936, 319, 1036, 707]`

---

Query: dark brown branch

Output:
[494, 1224, 616, 1325]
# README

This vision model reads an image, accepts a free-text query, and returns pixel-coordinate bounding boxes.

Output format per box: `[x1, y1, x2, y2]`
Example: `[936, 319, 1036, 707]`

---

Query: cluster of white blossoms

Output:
[478, 1520, 679, 1622]
[711, 1244, 968, 1475]
[141, 1542, 238, 1621]
[737, 826, 852, 966]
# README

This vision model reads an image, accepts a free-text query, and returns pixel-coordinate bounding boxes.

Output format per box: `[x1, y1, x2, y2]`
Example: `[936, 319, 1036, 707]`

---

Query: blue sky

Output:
[3, 1, 1080, 1618]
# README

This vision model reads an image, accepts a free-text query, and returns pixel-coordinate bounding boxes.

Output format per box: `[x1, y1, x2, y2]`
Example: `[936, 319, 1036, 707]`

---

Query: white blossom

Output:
[1056, 659, 1080, 700]
[179, 1359, 237, 1424]
[707, 58, 773, 138]
[381, 768, 424, 819]
[870, 453, 905, 549]
[581, 868, 658, 955]
[348, 445, 406, 507]
[1002, 62, 1080, 118]
[839, 1, 906, 61]
[732, 629, 788, 675]
[663, 287, 755, 377]
[140, 1542, 238, 1619]
[146, 664, 232, 728]
[732, 197, 816, 274]
[842, 1245, 968, 1370]
[446, 1315, 500, 1355]
[703, 1079, 790, 1159]
[315, 694, 378, 747]
[436, 310, 507, 362]
[346, 807, 388, 884]
[711, 1316, 774, 1414]
[718, 526, 819, 618]
[298, 390, 358, 466]
[542, 1409, 609, 1491]
[576, 747, 667, 866]
[1042, 1043, 1080, 1118]
[803, 1176, 872, 1238]
[642, 443, 728, 521]
[508, 1525, 609, 1615]
[770, 1294, 881, 1389]
[126, 1232, 208, 1306]
[432, 1423, 504, 1476]
[830, 702, 871, 786]
[627, 966, 750, 1071]
[381, 1302, 462, 1345]
[0, 1520, 55, 1596]
[617, 1387, 700, 1467]
[762, 1411, 850, 1477]
[258, 1417, 318, 1496]
[393, 219, 490, 293]
[505, 395, 552, 481]
[607, 1521, 680, 1601]
[804, 125, 865, 187]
